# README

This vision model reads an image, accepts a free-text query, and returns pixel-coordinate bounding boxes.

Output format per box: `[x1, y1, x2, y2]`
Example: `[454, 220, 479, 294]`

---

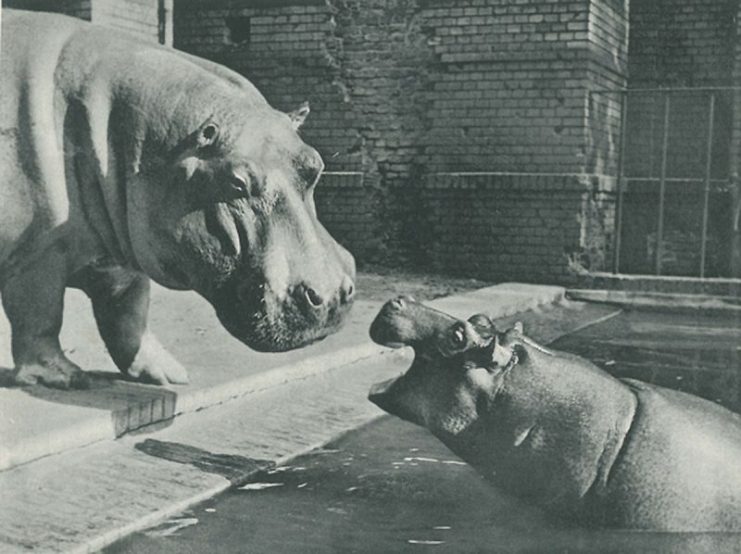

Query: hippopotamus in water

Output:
[368, 296, 741, 531]
[0, 10, 355, 388]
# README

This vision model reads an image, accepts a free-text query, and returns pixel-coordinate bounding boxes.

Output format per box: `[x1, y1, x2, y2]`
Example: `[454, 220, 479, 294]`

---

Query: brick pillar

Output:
[4, 0, 168, 45]
[3, 0, 92, 20]
[92, 0, 164, 44]
[586, 0, 629, 176]
[582, 0, 630, 273]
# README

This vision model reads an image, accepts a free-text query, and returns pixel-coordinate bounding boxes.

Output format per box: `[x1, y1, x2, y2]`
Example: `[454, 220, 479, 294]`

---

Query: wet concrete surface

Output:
[107, 308, 741, 553]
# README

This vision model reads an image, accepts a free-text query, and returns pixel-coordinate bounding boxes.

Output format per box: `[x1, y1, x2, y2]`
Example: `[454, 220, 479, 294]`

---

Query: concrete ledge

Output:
[567, 288, 741, 315]
[0, 283, 564, 472]
[577, 272, 741, 297]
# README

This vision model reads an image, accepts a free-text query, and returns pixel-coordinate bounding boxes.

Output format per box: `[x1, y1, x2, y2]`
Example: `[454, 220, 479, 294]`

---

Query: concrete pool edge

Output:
[567, 289, 741, 315]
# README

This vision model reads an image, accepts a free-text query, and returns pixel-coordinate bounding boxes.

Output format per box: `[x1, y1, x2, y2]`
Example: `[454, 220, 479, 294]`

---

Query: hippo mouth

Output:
[211, 280, 353, 352]
[367, 297, 507, 426]
[368, 374, 422, 425]
[368, 377, 397, 408]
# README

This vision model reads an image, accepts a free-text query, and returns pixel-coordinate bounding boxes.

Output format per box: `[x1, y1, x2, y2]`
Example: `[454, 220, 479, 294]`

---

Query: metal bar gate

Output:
[598, 87, 740, 279]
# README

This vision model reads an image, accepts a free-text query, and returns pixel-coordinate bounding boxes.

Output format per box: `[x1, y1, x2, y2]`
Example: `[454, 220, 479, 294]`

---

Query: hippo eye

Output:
[230, 172, 250, 196]
[452, 326, 466, 347]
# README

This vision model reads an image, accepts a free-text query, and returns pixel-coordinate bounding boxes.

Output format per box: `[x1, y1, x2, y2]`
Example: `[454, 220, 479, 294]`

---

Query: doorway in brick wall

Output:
[608, 87, 741, 278]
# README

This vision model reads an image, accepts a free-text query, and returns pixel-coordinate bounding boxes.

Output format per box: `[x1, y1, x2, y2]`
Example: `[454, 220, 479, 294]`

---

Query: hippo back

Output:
[591, 379, 741, 530]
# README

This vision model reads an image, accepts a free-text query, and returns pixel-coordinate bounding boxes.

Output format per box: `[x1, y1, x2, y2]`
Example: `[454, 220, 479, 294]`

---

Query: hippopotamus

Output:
[368, 297, 741, 531]
[0, 10, 355, 388]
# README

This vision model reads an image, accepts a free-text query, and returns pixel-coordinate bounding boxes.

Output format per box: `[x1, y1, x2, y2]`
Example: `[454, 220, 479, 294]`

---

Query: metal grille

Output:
[603, 88, 740, 278]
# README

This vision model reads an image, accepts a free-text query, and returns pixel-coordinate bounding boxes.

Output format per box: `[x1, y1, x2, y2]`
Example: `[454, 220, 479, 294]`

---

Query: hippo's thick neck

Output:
[450, 344, 638, 510]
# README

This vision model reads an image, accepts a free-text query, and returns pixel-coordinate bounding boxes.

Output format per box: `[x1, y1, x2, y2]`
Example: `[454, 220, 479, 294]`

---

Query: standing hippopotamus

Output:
[368, 297, 741, 531]
[0, 10, 355, 388]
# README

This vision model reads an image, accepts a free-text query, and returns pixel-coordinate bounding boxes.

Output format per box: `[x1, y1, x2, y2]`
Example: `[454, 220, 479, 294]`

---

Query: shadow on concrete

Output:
[135, 439, 274, 484]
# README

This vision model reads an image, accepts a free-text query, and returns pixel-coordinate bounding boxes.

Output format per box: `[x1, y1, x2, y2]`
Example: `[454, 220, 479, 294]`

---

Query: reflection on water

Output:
[552, 309, 741, 414]
[108, 309, 741, 554]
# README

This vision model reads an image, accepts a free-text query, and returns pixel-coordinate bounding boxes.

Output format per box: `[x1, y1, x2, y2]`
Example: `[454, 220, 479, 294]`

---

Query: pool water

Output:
[107, 308, 741, 554]
[552, 309, 741, 413]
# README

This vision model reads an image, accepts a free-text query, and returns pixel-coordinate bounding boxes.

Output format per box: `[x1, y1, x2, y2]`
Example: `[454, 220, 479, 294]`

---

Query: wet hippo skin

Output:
[368, 297, 741, 531]
[0, 10, 355, 388]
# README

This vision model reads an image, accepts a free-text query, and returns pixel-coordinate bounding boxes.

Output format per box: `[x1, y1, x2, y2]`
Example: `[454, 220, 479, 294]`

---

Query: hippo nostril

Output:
[304, 286, 324, 308]
[390, 296, 406, 311]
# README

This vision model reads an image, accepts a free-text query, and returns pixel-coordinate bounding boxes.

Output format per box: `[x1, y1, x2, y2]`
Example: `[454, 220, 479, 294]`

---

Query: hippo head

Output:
[368, 297, 519, 435]
[127, 100, 355, 351]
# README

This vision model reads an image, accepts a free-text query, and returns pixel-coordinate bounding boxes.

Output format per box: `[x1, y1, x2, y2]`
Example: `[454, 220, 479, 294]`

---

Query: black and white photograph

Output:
[1, 0, 740, 552]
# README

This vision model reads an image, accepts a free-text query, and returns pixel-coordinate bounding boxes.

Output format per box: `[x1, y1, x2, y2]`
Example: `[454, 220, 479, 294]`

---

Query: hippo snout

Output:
[212, 268, 355, 353]
[370, 296, 458, 349]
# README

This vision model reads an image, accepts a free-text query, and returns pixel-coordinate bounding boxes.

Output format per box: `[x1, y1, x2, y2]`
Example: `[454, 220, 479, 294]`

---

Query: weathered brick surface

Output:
[93, 0, 163, 43]
[420, 1, 591, 175]
[628, 0, 735, 88]
[4, 0, 93, 20]
[173, 0, 627, 281]
[586, 0, 628, 176]
[415, 173, 615, 283]
[7, 0, 170, 44]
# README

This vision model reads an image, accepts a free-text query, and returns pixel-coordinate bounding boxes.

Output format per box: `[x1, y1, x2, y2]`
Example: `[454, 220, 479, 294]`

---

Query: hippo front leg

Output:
[73, 265, 188, 385]
[1, 251, 89, 388]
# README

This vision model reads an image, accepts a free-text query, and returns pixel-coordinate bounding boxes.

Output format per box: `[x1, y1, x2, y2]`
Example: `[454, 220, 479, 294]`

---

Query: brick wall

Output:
[419, 173, 614, 282]
[420, 1, 590, 175]
[4, 0, 93, 20]
[6, 0, 171, 45]
[93, 0, 164, 44]
[628, 0, 735, 88]
[173, 0, 628, 281]
[586, 0, 628, 176]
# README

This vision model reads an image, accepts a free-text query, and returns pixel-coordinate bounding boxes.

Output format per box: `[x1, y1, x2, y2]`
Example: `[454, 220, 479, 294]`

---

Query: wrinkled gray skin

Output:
[0, 10, 355, 388]
[369, 297, 741, 531]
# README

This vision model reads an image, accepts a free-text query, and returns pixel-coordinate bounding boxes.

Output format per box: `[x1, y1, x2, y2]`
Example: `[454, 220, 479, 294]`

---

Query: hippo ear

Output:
[196, 121, 220, 148]
[489, 338, 516, 370]
[289, 101, 310, 129]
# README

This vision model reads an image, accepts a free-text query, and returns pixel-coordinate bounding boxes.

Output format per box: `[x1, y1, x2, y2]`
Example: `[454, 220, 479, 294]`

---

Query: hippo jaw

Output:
[211, 270, 354, 352]
[369, 375, 426, 426]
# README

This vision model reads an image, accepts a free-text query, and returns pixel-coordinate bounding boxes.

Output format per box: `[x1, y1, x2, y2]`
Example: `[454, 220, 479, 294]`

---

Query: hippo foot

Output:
[14, 357, 90, 389]
[125, 333, 189, 385]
